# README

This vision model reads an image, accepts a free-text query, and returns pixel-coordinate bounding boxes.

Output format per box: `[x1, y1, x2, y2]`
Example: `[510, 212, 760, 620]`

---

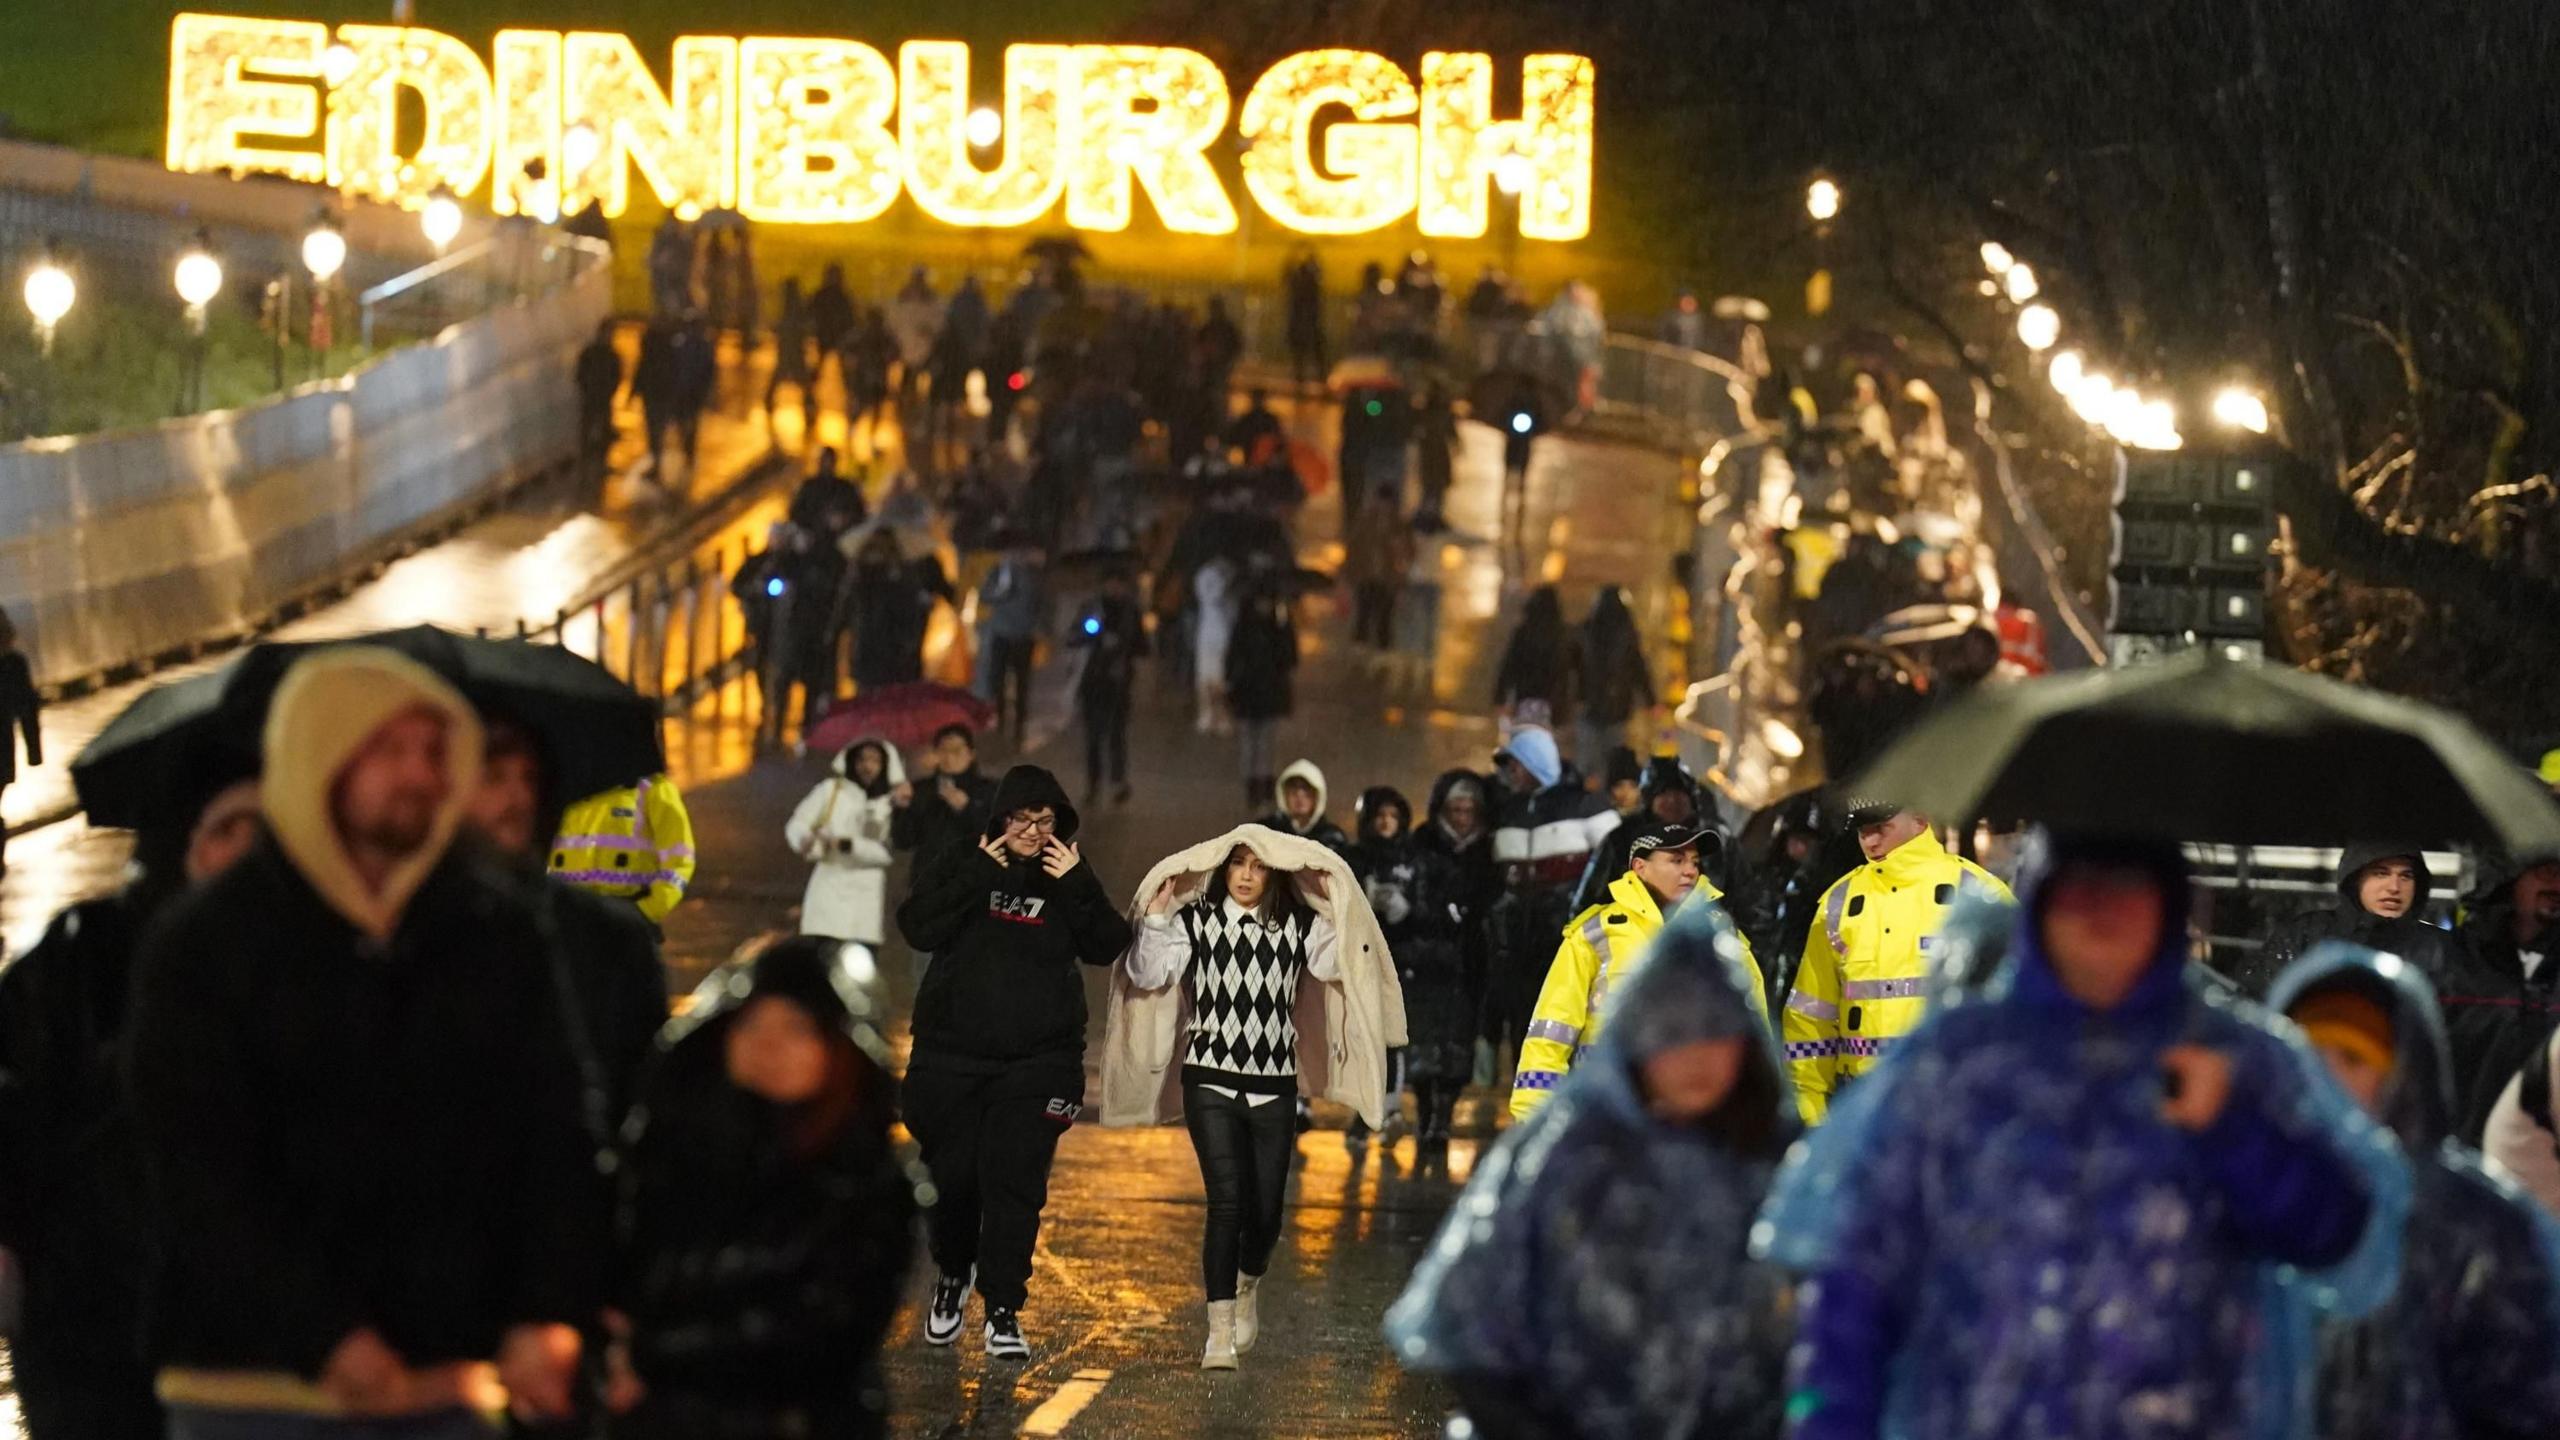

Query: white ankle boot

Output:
[1202, 1300, 1240, 1370]
[1234, 1273, 1263, 1353]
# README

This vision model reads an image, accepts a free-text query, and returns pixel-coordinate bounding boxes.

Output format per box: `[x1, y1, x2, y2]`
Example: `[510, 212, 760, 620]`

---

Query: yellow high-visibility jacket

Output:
[1509, 870, 1767, 1121]
[551, 774, 696, 927]
[1784, 829, 2011, 1123]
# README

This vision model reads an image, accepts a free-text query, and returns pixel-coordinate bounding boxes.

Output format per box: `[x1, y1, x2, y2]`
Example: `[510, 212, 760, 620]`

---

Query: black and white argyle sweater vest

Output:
[1179, 902, 1310, 1095]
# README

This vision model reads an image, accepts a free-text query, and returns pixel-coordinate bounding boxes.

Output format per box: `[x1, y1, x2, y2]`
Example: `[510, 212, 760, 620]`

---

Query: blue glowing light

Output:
[765, 577, 786, 597]
[1083, 616, 1102, 636]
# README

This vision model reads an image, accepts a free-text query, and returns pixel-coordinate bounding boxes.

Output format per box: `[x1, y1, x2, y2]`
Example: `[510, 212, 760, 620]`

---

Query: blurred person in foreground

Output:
[1759, 834, 2410, 1440]
[608, 936, 921, 1440]
[126, 647, 597, 1439]
[1387, 898, 1795, 1440]
[2268, 943, 2560, 1440]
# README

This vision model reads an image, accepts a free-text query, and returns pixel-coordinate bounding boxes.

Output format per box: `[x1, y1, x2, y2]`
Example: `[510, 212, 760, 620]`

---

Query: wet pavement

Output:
[0, 367, 1697, 1437]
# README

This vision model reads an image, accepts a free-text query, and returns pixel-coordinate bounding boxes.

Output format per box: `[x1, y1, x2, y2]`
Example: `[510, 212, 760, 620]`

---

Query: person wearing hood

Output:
[1760, 834, 2410, 1440]
[786, 738, 908, 947]
[125, 648, 597, 1436]
[2242, 842, 2458, 997]
[1386, 898, 1797, 1440]
[1492, 587, 1576, 734]
[611, 936, 922, 1440]
[1257, 758, 1351, 857]
[0, 764, 260, 1440]
[2440, 855, 2560, 1143]
[1483, 727, 1619, 1085]
[1513, 822, 1767, 1122]
[1105, 823, 1404, 1369]
[1419, 770, 1502, 1101]
[2485, 1030, 2560, 1219]
[894, 765, 1132, 1362]
[2267, 943, 2560, 1440]
[1571, 753, 1707, 915]
[1574, 587, 1655, 774]
[1352, 788, 1472, 1151]
[1782, 802, 2011, 1123]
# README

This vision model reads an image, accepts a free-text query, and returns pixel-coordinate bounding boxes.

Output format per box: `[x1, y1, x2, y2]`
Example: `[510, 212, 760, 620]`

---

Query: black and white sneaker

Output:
[984, 1306, 1031, 1361]
[925, 1267, 973, 1346]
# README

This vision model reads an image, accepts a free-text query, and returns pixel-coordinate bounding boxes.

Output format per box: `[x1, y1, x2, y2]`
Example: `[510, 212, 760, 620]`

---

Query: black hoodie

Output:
[895, 766, 1134, 1071]
[2243, 841, 2458, 997]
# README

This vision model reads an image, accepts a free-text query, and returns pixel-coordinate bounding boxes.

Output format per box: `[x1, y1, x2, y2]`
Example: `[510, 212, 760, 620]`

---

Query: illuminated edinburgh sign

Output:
[166, 13, 1596, 239]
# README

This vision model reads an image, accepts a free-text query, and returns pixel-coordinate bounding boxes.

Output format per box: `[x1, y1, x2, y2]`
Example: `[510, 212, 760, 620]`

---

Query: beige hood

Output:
[260, 646, 484, 940]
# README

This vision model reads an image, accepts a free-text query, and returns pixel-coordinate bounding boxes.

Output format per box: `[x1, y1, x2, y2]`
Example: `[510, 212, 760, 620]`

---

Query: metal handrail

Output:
[356, 236, 498, 308]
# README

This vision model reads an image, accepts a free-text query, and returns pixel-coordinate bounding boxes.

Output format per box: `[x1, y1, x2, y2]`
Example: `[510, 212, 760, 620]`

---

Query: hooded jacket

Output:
[786, 738, 907, 946]
[1513, 871, 1768, 1121]
[2243, 842, 2457, 997]
[1570, 756, 1709, 915]
[1104, 824, 1407, 1129]
[1782, 827, 2012, 1123]
[1256, 758, 1353, 855]
[620, 939, 922, 1440]
[1760, 836, 2411, 1440]
[2267, 944, 2560, 1440]
[1352, 788, 1476, 1084]
[2441, 859, 2560, 1145]
[896, 765, 1133, 1072]
[125, 648, 596, 1401]
[1387, 898, 1797, 1440]
[889, 758, 997, 867]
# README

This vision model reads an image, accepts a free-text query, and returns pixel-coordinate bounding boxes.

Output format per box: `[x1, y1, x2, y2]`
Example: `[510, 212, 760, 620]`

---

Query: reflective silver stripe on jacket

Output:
[1785, 991, 1840, 1023]
[1523, 1018, 1581, 1047]
[1842, 977, 1926, 1002]
[1824, 883, 1850, 956]
[1582, 914, 1622, 1016]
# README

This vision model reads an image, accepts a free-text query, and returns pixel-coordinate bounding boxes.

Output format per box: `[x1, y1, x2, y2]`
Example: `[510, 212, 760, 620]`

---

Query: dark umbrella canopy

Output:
[1851, 649, 2560, 852]
[73, 626, 664, 831]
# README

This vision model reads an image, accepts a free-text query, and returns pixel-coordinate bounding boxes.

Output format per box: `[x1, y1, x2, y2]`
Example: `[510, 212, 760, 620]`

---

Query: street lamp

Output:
[174, 230, 223, 412]
[965, 106, 1003, 151]
[2002, 262, 2039, 304]
[302, 215, 347, 284]
[421, 189, 463, 255]
[23, 244, 74, 355]
[2211, 384, 2271, 435]
[1806, 177, 1841, 223]
[1493, 153, 1533, 197]
[2047, 348, 2085, 394]
[2015, 302, 2059, 351]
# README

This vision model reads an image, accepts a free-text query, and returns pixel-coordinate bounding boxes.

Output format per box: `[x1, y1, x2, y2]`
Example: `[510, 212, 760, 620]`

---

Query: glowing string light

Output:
[900, 41, 1071, 229]
[738, 37, 901, 224]
[490, 29, 561, 216]
[1238, 49, 1419, 235]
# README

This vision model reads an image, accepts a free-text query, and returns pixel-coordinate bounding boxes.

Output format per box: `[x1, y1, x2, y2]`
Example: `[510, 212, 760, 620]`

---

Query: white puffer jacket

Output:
[785, 738, 907, 945]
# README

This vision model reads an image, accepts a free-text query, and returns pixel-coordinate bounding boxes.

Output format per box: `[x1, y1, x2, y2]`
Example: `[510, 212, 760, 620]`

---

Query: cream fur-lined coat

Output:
[1101, 825, 1408, 1130]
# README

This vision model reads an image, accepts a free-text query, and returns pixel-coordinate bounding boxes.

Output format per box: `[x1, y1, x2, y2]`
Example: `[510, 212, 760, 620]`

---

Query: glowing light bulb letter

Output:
[1239, 50, 1418, 235]
[167, 13, 328, 184]
[1418, 52, 1594, 241]
[562, 32, 736, 217]
[738, 38, 901, 224]
[491, 29, 561, 216]
[901, 41, 1072, 229]
[1066, 46, 1236, 235]
[323, 25, 495, 204]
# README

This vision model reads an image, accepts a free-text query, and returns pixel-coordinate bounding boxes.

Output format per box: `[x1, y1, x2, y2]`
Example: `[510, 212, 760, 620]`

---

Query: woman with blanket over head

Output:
[1383, 895, 1797, 1440]
[1103, 824, 1405, 1372]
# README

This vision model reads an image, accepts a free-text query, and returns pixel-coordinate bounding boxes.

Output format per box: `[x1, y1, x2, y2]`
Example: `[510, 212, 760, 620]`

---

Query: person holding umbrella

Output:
[1386, 899, 1795, 1440]
[1781, 801, 2010, 1123]
[894, 766, 1131, 1362]
[1761, 834, 2410, 1440]
[0, 759, 257, 1440]
[785, 738, 906, 948]
[1106, 824, 1402, 1370]
[2266, 943, 2560, 1439]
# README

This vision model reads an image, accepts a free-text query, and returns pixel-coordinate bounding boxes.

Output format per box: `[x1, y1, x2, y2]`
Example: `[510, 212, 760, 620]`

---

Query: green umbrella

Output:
[1850, 649, 2560, 853]
[73, 626, 664, 832]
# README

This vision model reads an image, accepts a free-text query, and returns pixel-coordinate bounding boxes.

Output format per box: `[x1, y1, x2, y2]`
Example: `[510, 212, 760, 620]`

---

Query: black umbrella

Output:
[1851, 649, 2560, 852]
[73, 626, 664, 832]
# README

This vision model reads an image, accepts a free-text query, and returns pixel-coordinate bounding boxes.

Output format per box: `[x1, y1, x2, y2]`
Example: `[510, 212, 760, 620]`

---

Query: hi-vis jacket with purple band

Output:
[551, 775, 697, 926]
[1509, 869, 1767, 1121]
[1782, 828, 2011, 1124]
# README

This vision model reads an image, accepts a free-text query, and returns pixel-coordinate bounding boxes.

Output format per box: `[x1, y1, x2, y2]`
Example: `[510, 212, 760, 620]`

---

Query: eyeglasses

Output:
[1006, 813, 1060, 834]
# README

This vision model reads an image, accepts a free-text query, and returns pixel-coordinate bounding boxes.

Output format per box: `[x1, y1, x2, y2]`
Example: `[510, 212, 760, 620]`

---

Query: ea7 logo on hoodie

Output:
[989, 891, 1049, 925]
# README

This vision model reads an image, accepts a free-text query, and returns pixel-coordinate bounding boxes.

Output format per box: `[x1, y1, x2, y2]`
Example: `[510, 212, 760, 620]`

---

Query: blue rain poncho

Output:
[2266, 942, 2560, 1440]
[1756, 835, 2411, 1440]
[1386, 898, 1797, 1440]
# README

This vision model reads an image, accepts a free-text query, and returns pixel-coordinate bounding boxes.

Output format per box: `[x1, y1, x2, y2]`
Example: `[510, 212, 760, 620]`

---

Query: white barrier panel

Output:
[0, 261, 608, 685]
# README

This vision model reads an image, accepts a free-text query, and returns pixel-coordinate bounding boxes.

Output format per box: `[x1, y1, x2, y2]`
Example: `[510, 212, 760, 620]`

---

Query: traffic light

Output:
[2107, 452, 2286, 665]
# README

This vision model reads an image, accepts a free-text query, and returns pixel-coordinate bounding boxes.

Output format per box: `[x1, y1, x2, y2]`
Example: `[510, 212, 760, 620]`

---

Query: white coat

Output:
[1102, 824, 1408, 1129]
[784, 738, 907, 945]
